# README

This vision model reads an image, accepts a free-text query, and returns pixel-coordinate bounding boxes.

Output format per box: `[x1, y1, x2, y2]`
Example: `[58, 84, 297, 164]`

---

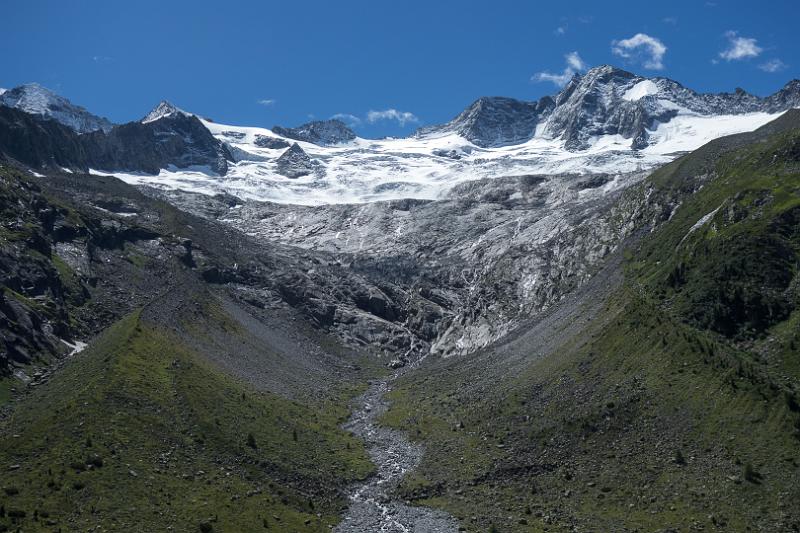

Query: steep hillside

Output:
[0, 164, 392, 531]
[380, 112, 800, 532]
[0, 293, 375, 532]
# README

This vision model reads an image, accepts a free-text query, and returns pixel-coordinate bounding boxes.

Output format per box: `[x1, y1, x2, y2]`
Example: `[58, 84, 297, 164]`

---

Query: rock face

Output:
[543, 66, 800, 150]
[83, 110, 233, 174]
[159, 111, 800, 362]
[0, 106, 90, 169]
[253, 134, 290, 149]
[0, 105, 233, 175]
[272, 119, 356, 146]
[0, 83, 113, 133]
[275, 143, 320, 178]
[418, 96, 554, 147]
[422, 65, 800, 151]
[161, 170, 646, 360]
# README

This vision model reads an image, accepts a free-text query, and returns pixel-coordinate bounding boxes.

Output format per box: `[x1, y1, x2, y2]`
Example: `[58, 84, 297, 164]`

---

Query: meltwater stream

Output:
[334, 373, 459, 532]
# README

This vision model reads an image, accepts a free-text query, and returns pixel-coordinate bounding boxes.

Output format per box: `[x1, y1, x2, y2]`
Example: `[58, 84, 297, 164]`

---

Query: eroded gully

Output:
[334, 368, 459, 533]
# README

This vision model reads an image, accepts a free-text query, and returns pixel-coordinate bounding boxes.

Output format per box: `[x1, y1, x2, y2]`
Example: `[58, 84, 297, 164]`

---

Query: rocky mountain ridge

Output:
[2, 68, 798, 205]
[0, 104, 232, 174]
[423, 65, 800, 150]
[272, 119, 356, 146]
[0, 83, 114, 133]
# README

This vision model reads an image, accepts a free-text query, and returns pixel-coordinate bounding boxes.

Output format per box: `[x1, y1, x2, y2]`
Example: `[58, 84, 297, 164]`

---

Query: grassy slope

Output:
[381, 127, 800, 531]
[0, 303, 373, 532]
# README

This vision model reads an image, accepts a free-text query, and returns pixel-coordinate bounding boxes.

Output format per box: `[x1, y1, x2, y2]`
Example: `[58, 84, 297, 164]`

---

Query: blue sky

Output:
[2, 0, 798, 138]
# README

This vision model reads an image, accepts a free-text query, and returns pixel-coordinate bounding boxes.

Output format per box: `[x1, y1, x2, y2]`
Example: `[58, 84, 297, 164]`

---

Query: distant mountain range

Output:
[1, 66, 798, 204]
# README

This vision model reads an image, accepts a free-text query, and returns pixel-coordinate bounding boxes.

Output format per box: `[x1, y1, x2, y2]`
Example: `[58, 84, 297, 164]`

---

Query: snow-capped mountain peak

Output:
[542, 64, 800, 150]
[14, 65, 790, 207]
[0, 82, 114, 133]
[416, 95, 554, 147]
[141, 100, 190, 123]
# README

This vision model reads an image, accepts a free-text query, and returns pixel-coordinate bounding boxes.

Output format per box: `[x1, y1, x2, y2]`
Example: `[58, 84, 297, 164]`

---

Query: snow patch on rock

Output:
[623, 79, 659, 101]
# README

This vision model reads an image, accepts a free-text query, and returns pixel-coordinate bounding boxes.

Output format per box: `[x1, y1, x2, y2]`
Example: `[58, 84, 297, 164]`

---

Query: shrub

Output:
[674, 449, 687, 465]
[744, 463, 762, 483]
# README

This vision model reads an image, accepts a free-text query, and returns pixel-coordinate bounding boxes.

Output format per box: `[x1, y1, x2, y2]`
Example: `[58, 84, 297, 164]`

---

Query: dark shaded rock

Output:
[419, 96, 554, 147]
[272, 119, 356, 146]
[254, 135, 290, 149]
[0, 105, 233, 175]
[275, 143, 320, 179]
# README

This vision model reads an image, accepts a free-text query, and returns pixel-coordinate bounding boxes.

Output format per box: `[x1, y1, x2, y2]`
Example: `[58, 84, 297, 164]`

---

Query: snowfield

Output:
[99, 110, 785, 206]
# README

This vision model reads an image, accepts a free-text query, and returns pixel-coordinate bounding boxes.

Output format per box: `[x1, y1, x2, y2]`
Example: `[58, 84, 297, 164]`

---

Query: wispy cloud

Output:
[366, 109, 419, 127]
[532, 51, 587, 87]
[331, 113, 362, 127]
[257, 98, 276, 106]
[719, 31, 762, 61]
[662, 16, 678, 25]
[554, 25, 567, 35]
[92, 55, 114, 64]
[758, 58, 788, 73]
[612, 33, 667, 70]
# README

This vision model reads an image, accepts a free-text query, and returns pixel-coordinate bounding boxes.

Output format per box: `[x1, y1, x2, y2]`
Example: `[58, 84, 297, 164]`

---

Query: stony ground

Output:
[335, 375, 459, 532]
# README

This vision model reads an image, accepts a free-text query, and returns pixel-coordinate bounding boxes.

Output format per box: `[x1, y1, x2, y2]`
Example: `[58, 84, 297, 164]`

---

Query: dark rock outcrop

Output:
[272, 119, 356, 146]
[418, 96, 554, 147]
[275, 143, 320, 178]
[254, 134, 291, 149]
[82, 111, 233, 174]
[0, 106, 233, 175]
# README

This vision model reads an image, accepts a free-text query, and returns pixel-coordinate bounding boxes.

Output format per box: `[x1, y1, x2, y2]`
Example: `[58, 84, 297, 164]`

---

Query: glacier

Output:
[96, 109, 785, 206]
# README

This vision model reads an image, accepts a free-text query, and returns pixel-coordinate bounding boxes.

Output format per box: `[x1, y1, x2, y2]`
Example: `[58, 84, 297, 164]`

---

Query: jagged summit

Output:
[417, 95, 554, 147]
[420, 64, 800, 152]
[275, 142, 321, 178]
[1, 68, 798, 205]
[141, 100, 190, 123]
[272, 119, 356, 146]
[0, 82, 113, 133]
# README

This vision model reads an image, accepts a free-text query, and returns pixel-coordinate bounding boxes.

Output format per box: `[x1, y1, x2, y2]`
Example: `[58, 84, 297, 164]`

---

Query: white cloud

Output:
[554, 25, 566, 35]
[257, 99, 276, 106]
[758, 58, 788, 73]
[532, 51, 587, 87]
[366, 109, 419, 127]
[719, 31, 762, 61]
[331, 113, 362, 127]
[565, 51, 586, 71]
[612, 33, 667, 70]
